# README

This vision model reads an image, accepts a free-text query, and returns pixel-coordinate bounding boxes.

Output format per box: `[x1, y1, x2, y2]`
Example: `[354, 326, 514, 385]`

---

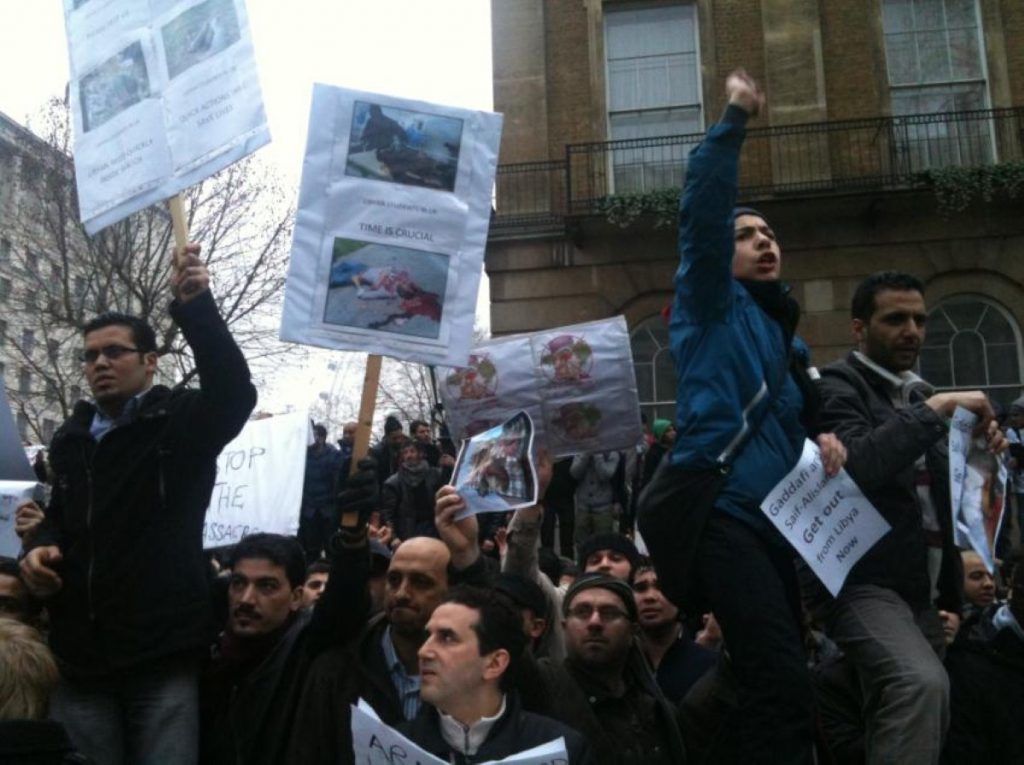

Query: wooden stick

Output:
[342, 353, 383, 526]
[167, 194, 189, 268]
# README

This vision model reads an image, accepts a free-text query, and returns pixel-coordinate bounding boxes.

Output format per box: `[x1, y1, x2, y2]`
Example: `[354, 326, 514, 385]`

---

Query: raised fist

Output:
[726, 68, 764, 118]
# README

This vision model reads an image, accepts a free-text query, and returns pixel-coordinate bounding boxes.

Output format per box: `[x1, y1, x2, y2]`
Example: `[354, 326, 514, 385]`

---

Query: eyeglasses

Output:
[566, 604, 629, 623]
[79, 344, 142, 364]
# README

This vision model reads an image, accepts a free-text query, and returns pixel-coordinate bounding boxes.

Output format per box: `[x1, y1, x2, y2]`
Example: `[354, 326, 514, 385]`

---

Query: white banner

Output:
[202, 412, 308, 548]
[0, 481, 40, 559]
[761, 439, 891, 597]
[279, 84, 502, 366]
[949, 407, 1007, 573]
[351, 702, 567, 765]
[438, 317, 643, 458]
[63, 0, 270, 234]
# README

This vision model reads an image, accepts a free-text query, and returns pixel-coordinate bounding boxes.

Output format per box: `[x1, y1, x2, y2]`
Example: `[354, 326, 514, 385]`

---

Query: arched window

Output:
[919, 296, 1023, 409]
[629, 315, 677, 424]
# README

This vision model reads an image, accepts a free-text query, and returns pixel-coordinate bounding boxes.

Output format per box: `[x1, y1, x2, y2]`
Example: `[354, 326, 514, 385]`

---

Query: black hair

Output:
[305, 560, 331, 579]
[83, 312, 158, 354]
[312, 423, 327, 439]
[231, 533, 306, 589]
[410, 419, 430, 434]
[444, 585, 527, 693]
[850, 272, 925, 321]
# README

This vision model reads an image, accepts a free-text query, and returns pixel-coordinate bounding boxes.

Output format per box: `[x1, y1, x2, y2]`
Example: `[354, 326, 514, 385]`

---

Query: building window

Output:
[604, 3, 702, 193]
[17, 412, 29, 441]
[70, 384, 82, 402]
[21, 329, 35, 356]
[18, 367, 31, 395]
[0, 318, 6, 347]
[630, 315, 677, 424]
[47, 339, 59, 363]
[43, 418, 56, 443]
[882, 0, 991, 168]
[919, 296, 1022, 409]
[25, 250, 38, 274]
[0, 238, 10, 266]
[0, 277, 10, 301]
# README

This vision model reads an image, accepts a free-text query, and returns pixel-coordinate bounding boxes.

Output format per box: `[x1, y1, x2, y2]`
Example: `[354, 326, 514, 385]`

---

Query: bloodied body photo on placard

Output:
[280, 85, 502, 366]
[323, 238, 448, 339]
[451, 412, 538, 517]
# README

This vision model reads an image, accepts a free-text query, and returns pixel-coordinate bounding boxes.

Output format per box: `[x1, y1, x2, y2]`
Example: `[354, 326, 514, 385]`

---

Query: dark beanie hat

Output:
[577, 533, 641, 575]
[563, 572, 638, 622]
[494, 572, 547, 618]
[384, 415, 403, 434]
[733, 206, 771, 228]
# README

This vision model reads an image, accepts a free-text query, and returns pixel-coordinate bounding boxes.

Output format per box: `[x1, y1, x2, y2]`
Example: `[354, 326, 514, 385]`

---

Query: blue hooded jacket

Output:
[670, 105, 809, 527]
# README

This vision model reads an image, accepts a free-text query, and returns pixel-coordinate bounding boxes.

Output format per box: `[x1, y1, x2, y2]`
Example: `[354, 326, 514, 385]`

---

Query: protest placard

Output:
[949, 406, 1007, 573]
[63, 0, 270, 234]
[203, 411, 308, 548]
[0, 481, 40, 559]
[279, 85, 503, 367]
[0, 384, 36, 482]
[438, 317, 643, 458]
[761, 439, 891, 597]
[351, 702, 568, 765]
[451, 412, 538, 517]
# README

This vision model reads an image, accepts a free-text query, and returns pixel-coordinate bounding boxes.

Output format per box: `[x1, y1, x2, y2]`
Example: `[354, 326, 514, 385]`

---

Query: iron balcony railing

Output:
[490, 107, 1024, 233]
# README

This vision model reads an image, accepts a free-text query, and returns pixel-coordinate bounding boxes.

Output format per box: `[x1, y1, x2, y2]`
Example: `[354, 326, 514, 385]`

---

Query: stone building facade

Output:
[487, 0, 1024, 420]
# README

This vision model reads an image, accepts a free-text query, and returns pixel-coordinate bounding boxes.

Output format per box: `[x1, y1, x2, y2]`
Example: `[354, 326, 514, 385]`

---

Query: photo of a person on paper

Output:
[452, 412, 537, 516]
[346, 102, 463, 192]
[79, 42, 151, 133]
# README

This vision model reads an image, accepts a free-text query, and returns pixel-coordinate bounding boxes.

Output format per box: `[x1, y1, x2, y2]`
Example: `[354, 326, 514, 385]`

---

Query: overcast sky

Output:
[0, 1, 495, 417]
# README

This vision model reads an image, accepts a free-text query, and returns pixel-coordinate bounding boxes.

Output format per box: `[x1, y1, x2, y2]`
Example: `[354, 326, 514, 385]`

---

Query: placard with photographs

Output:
[63, 0, 270, 234]
[279, 85, 503, 366]
[439, 316, 644, 458]
[451, 412, 538, 517]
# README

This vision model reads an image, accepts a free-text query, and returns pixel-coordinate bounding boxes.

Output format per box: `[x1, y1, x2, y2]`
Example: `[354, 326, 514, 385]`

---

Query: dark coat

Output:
[813, 353, 962, 612]
[0, 719, 90, 764]
[398, 692, 594, 764]
[380, 468, 446, 542]
[29, 292, 257, 676]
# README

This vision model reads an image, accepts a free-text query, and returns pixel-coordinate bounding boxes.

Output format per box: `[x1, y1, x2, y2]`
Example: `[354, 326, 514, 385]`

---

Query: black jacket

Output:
[0, 719, 90, 764]
[398, 692, 593, 764]
[30, 292, 257, 675]
[813, 353, 962, 611]
[380, 468, 446, 542]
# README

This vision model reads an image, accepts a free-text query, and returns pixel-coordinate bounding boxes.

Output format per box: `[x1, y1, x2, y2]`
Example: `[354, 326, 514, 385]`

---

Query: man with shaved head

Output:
[288, 512, 490, 764]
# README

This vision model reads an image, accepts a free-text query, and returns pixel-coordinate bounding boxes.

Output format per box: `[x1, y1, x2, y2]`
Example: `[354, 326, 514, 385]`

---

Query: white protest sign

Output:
[761, 439, 891, 597]
[452, 412, 538, 518]
[0, 383, 36, 482]
[280, 85, 502, 366]
[949, 407, 1007, 573]
[0, 481, 40, 559]
[351, 702, 568, 765]
[438, 317, 643, 458]
[63, 0, 270, 234]
[203, 412, 307, 548]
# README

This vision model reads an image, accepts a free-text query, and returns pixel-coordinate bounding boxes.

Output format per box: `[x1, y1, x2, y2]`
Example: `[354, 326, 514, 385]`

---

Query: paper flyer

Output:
[761, 439, 891, 597]
[63, 0, 270, 234]
[949, 406, 1007, 573]
[280, 84, 503, 366]
[451, 411, 538, 517]
[438, 316, 643, 458]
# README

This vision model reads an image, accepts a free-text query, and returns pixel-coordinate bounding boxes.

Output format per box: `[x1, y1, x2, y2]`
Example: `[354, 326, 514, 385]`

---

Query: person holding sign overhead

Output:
[637, 69, 847, 765]
[18, 243, 256, 765]
[810, 270, 1007, 764]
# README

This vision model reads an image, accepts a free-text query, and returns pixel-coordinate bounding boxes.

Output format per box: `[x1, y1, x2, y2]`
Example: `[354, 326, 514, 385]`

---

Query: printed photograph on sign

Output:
[965, 447, 1006, 552]
[452, 412, 537, 515]
[538, 335, 593, 384]
[346, 101, 463, 192]
[80, 41, 151, 133]
[551, 402, 603, 441]
[324, 238, 447, 339]
[161, 0, 241, 80]
[445, 353, 498, 402]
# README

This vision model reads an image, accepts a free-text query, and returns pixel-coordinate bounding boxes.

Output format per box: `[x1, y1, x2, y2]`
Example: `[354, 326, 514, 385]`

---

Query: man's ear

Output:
[290, 586, 304, 612]
[851, 318, 866, 346]
[143, 351, 159, 376]
[482, 648, 510, 683]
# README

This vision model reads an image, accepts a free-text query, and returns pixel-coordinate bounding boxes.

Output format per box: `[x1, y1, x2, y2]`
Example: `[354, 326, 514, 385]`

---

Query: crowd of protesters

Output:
[3, 70, 1024, 765]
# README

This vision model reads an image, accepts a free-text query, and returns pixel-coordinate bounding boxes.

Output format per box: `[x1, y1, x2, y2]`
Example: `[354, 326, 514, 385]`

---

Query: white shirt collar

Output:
[438, 694, 507, 756]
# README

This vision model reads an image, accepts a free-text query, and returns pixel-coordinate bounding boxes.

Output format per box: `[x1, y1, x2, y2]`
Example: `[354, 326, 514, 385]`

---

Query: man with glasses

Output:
[533, 573, 686, 764]
[19, 242, 257, 765]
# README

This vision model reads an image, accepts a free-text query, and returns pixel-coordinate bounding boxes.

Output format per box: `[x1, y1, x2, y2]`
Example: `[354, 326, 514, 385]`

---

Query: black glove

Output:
[336, 457, 378, 528]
